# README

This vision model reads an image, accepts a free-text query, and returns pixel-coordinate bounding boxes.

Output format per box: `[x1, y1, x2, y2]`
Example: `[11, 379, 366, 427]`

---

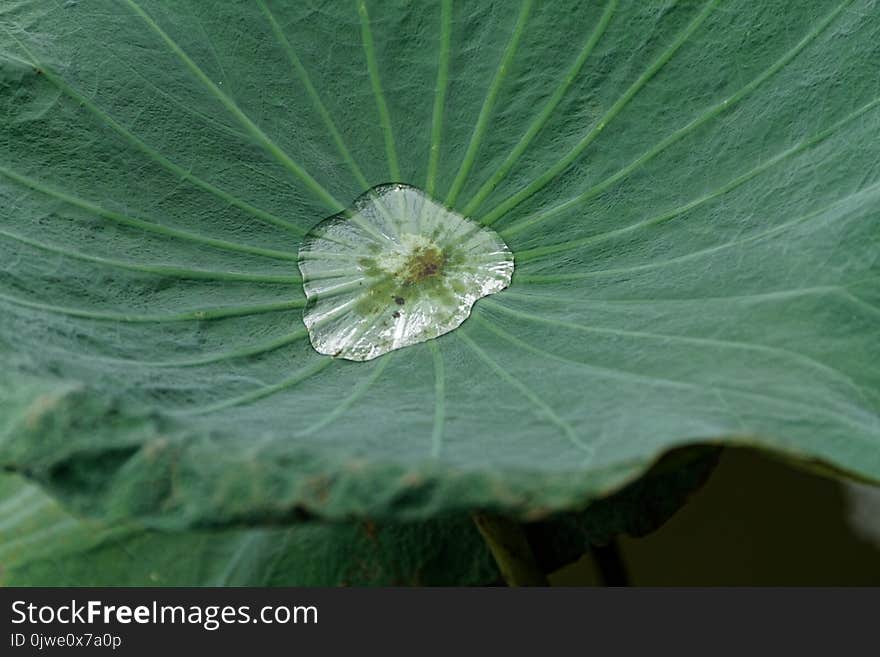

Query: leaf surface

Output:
[1, 0, 878, 526]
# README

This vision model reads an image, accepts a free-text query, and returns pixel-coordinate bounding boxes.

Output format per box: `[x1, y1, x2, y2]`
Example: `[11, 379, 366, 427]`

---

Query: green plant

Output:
[1, 0, 878, 585]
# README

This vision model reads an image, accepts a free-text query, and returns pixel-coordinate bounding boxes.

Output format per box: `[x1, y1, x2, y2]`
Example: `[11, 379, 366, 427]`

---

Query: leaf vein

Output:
[500, 0, 854, 237]
[123, 0, 344, 211]
[461, 0, 617, 215]
[444, 0, 533, 207]
[516, 94, 880, 262]
[358, 0, 401, 181]
[456, 331, 591, 456]
[479, 0, 720, 226]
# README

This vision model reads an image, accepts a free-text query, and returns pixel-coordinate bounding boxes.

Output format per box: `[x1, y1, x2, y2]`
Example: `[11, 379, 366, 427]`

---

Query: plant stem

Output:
[591, 538, 630, 586]
[472, 512, 549, 586]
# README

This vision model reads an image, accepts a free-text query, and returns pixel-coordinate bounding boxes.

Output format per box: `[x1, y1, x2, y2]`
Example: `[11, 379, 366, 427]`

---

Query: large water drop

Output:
[298, 184, 513, 361]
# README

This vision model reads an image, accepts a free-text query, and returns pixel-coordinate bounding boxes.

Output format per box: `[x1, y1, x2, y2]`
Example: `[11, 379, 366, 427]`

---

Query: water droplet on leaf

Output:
[298, 184, 513, 361]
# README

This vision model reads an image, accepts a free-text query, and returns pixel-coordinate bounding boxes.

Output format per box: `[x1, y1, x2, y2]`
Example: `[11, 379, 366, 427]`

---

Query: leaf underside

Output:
[0, 0, 878, 544]
[0, 449, 717, 585]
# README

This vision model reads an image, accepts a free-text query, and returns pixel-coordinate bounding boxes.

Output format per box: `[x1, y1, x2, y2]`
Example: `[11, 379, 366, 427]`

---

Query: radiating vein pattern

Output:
[1, 0, 878, 528]
[477, 0, 721, 226]
[516, 94, 880, 263]
[461, 0, 618, 215]
[444, 0, 533, 207]
[499, 0, 856, 238]
[123, 0, 345, 212]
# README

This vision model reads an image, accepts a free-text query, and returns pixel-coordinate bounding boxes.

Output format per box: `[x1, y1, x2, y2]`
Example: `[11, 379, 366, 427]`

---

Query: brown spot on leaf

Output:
[400, 244, 446, 284]
[393, 295, 405, 305]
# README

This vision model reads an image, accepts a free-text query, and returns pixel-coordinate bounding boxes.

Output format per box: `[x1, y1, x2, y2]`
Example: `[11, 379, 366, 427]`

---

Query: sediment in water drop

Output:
[298, 183, 514, 361]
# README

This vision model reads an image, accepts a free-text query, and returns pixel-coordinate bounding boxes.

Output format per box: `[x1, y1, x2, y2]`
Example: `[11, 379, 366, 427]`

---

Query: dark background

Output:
[551, 449, 880, 585]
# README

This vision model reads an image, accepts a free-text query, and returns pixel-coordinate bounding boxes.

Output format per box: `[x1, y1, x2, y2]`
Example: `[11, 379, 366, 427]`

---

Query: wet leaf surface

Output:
[0, 1, 878, 533]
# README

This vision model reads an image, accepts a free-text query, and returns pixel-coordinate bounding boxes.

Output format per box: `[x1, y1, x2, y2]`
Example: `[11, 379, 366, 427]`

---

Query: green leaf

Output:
[1, 0, 878, 531]
[0, 472, 498, 586]
[0, 450, 717, 585]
